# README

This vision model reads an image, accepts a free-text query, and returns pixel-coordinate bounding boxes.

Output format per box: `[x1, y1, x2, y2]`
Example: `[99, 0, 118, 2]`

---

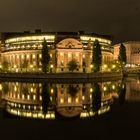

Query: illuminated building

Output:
[113, 41, 140, 66]
[0, 30, 113, 73]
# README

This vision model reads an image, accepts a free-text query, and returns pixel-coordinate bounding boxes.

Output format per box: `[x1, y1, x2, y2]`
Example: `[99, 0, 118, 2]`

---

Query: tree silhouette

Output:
[67, 59, 79, 72]
[2, 60, 9, 72]
[118, 79, 126, 106]
[68, 85, 79, 97]
[41, 83, 50, 114]
[21, 59, 29, 72]
[118, 43, 127, 65]
[92, 40, 102, 72]
[92, 83, 101, 112]
[41, 39, 50, 73]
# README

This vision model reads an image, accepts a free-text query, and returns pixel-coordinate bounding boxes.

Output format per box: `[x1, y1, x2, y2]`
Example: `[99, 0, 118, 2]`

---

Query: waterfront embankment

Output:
[0, 72, 122, 82]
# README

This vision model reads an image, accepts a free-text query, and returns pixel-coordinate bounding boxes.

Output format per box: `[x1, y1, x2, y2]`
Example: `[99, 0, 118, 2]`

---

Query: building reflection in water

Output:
[0, 81, 124, 120]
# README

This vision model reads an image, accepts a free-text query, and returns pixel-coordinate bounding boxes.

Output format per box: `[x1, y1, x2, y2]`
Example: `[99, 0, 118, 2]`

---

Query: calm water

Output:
[0, 77, 140, 139]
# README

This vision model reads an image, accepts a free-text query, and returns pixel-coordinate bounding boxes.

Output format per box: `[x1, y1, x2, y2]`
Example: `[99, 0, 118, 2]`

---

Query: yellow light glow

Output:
[112, 85, 115, 90]
[14, 65, 17, 68]
[90, 88, 93, 92]
[104, 64, 108, 69]
[27, 95, 30, 100]
[27, 54, 30, 59]
[112, 65, 116, 69]
[21, 55, 24, 59]
[51, 88, 54, 94]
[32, 54, 36, 59]
[82, 96, 85, 100]
[68, 97, 72, 103]
[22, 95, 25, 99]
[82, 54, 85, 58]
[30, 65, 33, 68]
[14, 86, 17, 92]
[50, 64, 53, 68]
[60, 52, 64, 56]
[33, 95, 36, 100]
[68, 53, 71, 57]
[103, 86, 107, 91]
[30, 87, 33, 92]
[60, 98, 64, 104]
[5, 35, 55, 44]
[75, 97, 79, 103]
[90, 64, 93, 68]
[0, 84, 2, 90]
[40, 96, 42, 101]
[76, 53, 79, 57]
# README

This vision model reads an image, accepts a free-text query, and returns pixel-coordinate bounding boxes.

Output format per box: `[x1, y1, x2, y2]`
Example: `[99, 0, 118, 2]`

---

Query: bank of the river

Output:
[0, 72, 122, 82]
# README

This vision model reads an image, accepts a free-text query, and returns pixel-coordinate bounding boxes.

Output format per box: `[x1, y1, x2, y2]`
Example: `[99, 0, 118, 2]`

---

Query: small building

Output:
[113, 41, 140, 66]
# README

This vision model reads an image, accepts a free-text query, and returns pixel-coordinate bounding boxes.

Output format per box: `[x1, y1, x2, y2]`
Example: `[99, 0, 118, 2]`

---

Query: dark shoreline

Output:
[0, 72, 122, 82]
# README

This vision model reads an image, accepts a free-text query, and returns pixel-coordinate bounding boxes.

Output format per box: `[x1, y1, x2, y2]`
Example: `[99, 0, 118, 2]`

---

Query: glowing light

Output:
[51, 88, 54, 94]
[90, 88, 93, 92]
[32, 54, 36, 59]
[27, 95, 30, 100]
[82, 54, 85, 58]
[0, 84, 2, 90]
[14, 86, 17, 92]
[82, 96, 85, 100]
[14, 65, 17, 68]
[60, 52, 64, 56]
[39, 96, 42, 101]
[90, 64, 93, 68]
[30, 87, 33, 92]
[60, 98, 64, 103]
[103, 86, 107, 91]
[68, 97, 72, 103]
[30, 65, 33, 68]
[103, 64, 108, 69]
[68, 53, 71, 57]
[50, 64, 53, 68]
[112, 85, 115, 90]
[112, 65, 116, 69]
[27, 54, 30, 59]
[75, 97, 79, 103]
[33, 95, 36, 100]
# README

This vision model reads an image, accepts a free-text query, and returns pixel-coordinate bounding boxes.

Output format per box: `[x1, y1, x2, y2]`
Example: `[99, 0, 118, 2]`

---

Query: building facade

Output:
[113, 41, 140, 66]
[0, 31, 113, 73]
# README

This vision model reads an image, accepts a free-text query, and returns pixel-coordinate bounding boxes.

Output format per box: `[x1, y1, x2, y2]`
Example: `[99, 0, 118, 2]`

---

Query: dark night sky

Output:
[0, 0, 140, 44]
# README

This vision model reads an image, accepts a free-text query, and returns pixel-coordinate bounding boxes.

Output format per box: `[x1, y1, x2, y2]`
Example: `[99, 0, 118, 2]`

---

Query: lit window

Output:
[76, 53, 79, 57]
[27, 54, 30, 59]
[32, 54, 36, 59]
[75, 97, 79, 103]
[30, 87, 33, 92]
[0, 84, 2, 90]
[60, 98, 64, 104]
[39, 54, 42, 59]
[51, 88, 54, 94]
[27, 95, 30, 100]
[33, 95, 36, 100]
[39, 96, 42, 101]
[68, 53, 71, 57]
[90, 88, 93, 92]
[82, 96, 85, 100]
[68, 97, 72, 103]
[60, 52, 64, 56]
